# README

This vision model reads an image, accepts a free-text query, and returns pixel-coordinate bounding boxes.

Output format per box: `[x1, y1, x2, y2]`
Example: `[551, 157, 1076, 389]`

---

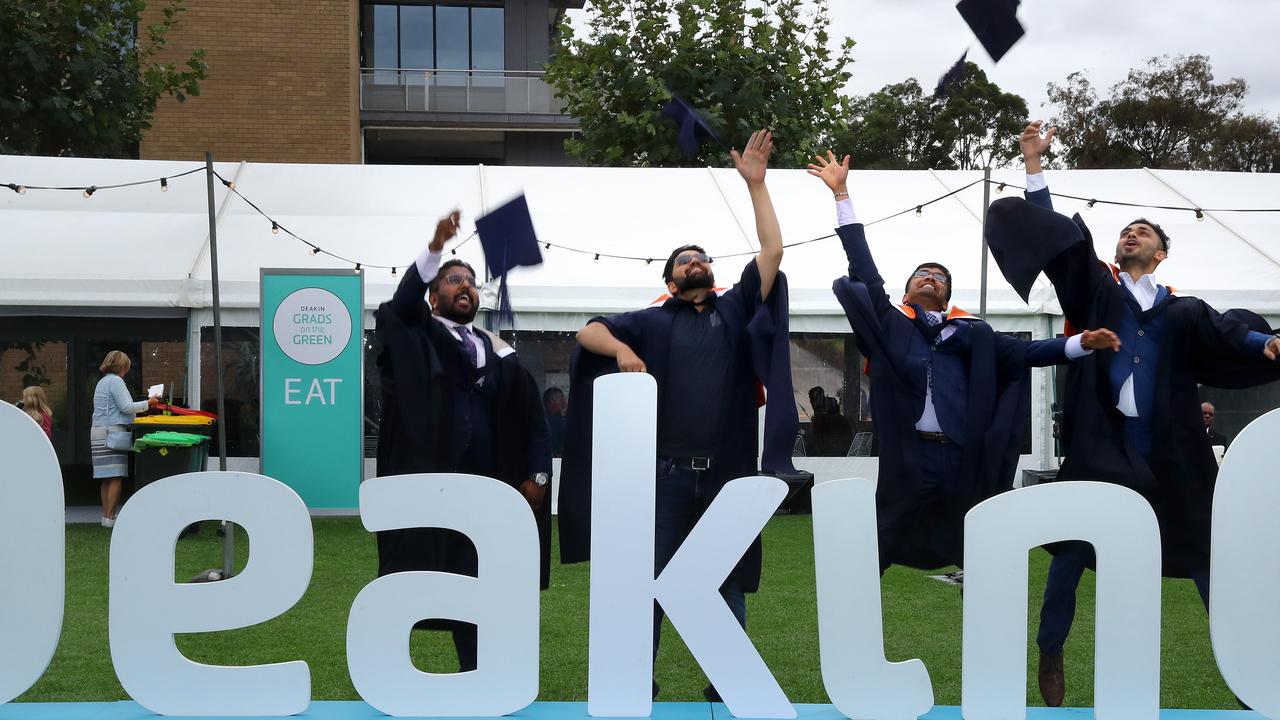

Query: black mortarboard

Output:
[955, 0, 1024, 62]
[475, 194, 543, 327]
[984, 197, 1090, 302]
[660, 90, 725, 158]
[933, 51, 968, 99]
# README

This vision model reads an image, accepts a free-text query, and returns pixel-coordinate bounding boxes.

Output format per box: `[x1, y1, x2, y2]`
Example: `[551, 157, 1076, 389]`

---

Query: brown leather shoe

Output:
[1038, 652, 1065, 707]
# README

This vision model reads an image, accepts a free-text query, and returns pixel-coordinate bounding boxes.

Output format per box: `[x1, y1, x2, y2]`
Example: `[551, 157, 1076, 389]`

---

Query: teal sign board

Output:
[260, 269, 363, 508]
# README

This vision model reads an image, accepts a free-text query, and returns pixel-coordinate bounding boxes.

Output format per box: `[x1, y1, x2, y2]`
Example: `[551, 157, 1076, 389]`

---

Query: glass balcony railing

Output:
[359, 68, 567, 115]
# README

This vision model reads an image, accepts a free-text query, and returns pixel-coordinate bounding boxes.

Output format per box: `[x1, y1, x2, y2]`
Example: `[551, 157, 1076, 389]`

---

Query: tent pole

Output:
[204, 152, 234, 577]
[980, 166, 991, 317]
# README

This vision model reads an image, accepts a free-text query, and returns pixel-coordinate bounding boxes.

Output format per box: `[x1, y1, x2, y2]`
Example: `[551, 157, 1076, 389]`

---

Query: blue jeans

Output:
[652, 458, 748, 660]
[1036, 541, 1209, 656]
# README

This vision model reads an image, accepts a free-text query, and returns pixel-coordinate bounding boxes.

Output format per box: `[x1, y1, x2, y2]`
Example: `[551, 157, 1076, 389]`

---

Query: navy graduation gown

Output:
[833, 222, 1070, 570]
[373, 262, 554, 589]
[985, 193, 1280, 576]
[557, 259, 800, 593]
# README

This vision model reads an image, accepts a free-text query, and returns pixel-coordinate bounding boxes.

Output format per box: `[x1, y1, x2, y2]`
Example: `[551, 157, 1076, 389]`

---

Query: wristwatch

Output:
[532, 472, 549, 487]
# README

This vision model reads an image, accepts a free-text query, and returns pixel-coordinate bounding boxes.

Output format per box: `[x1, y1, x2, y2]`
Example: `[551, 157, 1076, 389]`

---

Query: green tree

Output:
[1046, 54, 1276, 170]
[834, 62, 1028, 170]
[0, 0, 207, 158]
[545, 0, 854, 167]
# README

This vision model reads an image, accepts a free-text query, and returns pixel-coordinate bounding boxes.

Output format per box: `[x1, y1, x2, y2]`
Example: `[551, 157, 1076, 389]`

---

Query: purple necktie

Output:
[455, 325, 478, 368]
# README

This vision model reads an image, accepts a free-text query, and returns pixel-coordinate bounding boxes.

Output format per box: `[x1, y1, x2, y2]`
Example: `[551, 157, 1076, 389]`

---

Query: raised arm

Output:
[389, 210, 460, 321]
[1019, 120, 1056, 211]
[808, 151, 889, 302]
[731, 130, 782, 301]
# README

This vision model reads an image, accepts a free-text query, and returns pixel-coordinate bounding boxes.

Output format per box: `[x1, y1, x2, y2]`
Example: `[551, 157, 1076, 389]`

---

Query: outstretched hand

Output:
[1265, 336, 1280, 361]
[1020, 121, 1056, 162]
[731, 129, 773, 186]
[807, 150, 850, 192]
[1080, 328, 1121, 352]
[428, 210, 461, 253]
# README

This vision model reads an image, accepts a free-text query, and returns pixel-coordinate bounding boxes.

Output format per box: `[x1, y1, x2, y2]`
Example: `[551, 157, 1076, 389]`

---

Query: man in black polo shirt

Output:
[567, 129, 799, 700]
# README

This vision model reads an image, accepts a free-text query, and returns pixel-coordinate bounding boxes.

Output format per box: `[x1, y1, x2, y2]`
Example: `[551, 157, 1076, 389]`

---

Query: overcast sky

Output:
[566, 0, 1280, 119]
[834, 0, 1280, 118]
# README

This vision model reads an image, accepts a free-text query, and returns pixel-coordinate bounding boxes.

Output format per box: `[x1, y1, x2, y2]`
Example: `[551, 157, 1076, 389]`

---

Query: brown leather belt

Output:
[917, 431, 953, 444]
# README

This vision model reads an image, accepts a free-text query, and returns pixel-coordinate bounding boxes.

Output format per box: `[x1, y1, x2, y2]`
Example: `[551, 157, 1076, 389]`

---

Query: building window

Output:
[361, 4, 505, 73]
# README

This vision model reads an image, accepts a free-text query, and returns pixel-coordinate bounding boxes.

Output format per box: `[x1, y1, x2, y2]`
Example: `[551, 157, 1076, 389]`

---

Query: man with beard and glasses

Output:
[808, 150, 1120, 584]
[558, 130, 803, 701]
[371, 210, 553, 673]
[985, 120, 1280, 708]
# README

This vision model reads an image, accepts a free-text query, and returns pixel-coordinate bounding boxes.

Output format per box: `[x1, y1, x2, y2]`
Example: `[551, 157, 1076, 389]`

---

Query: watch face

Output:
[534, 473, 549, 486]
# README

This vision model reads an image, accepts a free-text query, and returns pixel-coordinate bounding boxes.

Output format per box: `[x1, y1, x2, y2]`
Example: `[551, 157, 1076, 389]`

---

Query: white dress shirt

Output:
[1114, 271, 1161, 417]
[415, 247, 486, 369]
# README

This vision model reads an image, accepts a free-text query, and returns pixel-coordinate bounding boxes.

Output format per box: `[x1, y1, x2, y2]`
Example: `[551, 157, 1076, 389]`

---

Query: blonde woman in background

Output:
[90, 351, 158, 527]
[20, 386, 53, 440]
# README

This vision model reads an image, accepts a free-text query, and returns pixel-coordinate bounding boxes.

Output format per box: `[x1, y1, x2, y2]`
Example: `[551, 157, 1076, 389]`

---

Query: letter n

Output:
[961, 481, 1160, 720]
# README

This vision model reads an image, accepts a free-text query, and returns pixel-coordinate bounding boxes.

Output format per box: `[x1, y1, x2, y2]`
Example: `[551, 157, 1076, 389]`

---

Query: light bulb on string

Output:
[996, 182, 1006, 194]
[8, 183, 27, 194]
[271, 221, 279, 235]
[355, 263, 362, 271]
[391, 266, 397, 277]
[594, 253, 600, 262]
[544, 242, 551, 250]
[160, 177, 168, 192]
[221, 178, 236, 190]
[83, 186, 96, 198]
[1087, 199, 1097, 209]
[1195, 209, 1205, 222]
[914, 206, 922, 218]
[311, 247, 322, 255]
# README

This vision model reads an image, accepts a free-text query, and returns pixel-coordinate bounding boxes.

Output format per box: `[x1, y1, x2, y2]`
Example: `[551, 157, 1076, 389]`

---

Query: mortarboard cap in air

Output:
[956, 0, 1024, 62]
[661, 90, 725, 158]
[934, 51, 969, 99]
[475, 194, 543, 326]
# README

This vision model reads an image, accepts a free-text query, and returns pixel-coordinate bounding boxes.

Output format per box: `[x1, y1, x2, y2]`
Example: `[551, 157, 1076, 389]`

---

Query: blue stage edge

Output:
[0, 703, 1261, 720]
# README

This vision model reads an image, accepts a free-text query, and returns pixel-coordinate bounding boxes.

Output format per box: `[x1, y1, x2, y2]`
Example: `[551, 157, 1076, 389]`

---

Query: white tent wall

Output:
[5, 155, 1278, 498]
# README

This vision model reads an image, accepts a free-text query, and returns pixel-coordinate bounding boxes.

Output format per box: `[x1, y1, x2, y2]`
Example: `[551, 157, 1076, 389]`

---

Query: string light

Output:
[7, 183, 26, 194]
[83, 186, 96, 198]
[1195, 209, 1205, 222]
[645, 258, 654, 265]
[311, 247, 321, 255]
[160, 177, 168, 192]
[544, 242, 551, 250]
[1087, 199, 1097, 209]
[594, 253, 600, 262]
[221, 178, 236, 190]
[390, 266, 397, 277]
[914, 205, 922, 217]
[996, 182, 1006, 193]
[355, 263, 361, 271]
[271, 221, 279, 235]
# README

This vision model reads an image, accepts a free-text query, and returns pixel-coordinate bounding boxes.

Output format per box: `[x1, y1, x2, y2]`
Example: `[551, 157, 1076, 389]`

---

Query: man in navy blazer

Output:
[986, 121, 1280, 707]
[809, 151, 1119, 578]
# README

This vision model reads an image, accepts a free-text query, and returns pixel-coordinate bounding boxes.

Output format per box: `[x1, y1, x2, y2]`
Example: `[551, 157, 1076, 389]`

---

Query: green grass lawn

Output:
[19, 516, 1237, 708]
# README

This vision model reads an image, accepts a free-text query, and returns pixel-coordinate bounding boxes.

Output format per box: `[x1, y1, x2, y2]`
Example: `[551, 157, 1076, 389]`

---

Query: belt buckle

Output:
[691, 456, 711, 471]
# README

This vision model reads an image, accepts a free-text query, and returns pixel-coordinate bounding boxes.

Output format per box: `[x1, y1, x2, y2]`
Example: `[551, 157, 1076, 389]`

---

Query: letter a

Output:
[586, 373, 793, 718]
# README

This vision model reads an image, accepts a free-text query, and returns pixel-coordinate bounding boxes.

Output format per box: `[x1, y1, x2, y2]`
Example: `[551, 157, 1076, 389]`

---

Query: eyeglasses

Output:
[912, 269, 948, 283]
[674, 252, 713, 267]
[441, 273, 476, 287]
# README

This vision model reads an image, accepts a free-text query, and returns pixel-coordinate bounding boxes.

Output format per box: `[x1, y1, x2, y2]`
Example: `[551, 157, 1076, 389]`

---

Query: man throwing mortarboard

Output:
[809, 150, 1119, 576]
[558, 130, 802, 701]
[371, 211, 553, 673]
[987, 121, 1280, 707]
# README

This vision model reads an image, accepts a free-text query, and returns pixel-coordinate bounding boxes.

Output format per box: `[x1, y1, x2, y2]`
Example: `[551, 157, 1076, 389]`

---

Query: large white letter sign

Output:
[347, 473, 539, 717]
[586, 373, 793, 718]
[109, 472, 313, 716]
[812, 478, 933, 720]
[1212, 408, 1280, 719]
[962, 481, 1160, 720]
[0, 402, 64, 704]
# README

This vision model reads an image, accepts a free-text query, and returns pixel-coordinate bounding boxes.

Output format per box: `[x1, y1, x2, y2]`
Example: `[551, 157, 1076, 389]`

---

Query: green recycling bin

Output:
[130, 430, 212, 491]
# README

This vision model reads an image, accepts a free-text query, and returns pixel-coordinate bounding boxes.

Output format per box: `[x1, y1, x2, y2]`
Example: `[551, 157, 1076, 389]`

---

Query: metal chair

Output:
[846, 431, 873, 457]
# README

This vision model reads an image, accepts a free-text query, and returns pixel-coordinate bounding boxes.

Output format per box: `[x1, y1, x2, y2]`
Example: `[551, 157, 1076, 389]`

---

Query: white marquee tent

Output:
[4, 154, 1279, 481]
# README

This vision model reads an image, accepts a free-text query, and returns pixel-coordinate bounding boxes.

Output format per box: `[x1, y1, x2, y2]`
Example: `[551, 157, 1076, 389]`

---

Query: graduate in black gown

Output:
[808, 151, 1120, 574]
[987, 121, 1280, 707]
[559, 130, 803, 701]
[372, 211, 553, 672]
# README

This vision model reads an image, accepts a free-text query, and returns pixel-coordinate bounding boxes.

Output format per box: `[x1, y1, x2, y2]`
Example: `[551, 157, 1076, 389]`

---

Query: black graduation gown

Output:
[985, 197, 1280, 576]
[557, 260, 800, 593]
[372, 263, 554, 589]
[832, 222, 1066, 570]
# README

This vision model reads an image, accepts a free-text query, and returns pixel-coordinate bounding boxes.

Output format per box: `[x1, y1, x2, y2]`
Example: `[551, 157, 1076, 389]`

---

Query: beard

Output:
[438, 293, 479, 325]
[675, 271, 714, 292]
